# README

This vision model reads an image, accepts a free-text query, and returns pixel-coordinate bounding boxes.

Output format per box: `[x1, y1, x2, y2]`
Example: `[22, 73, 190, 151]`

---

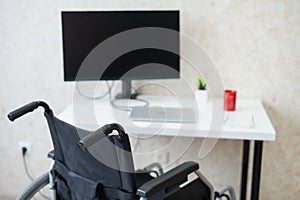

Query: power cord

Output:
[76, 81, 114, 100]
[22, 147, 35, 181]
[109, 90, 149, 111]
[76, 80, 150, 111]
[21, 147, 50, 200]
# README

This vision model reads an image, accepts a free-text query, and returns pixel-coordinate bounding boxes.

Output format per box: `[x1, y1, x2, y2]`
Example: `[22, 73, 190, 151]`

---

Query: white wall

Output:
[0, 0, 299, 199]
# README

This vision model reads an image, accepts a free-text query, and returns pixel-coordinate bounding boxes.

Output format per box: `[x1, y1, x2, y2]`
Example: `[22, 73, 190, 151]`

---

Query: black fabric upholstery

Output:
[44, 111, 213, 200]
[45, 112, 137, 200]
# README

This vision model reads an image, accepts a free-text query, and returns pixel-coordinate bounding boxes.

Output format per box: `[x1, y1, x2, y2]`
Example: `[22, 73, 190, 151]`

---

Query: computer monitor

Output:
[62, 11, 180, 98]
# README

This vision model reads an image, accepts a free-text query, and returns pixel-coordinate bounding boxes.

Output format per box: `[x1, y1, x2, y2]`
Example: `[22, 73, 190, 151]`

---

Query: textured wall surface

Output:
[0, 0, 299, 199]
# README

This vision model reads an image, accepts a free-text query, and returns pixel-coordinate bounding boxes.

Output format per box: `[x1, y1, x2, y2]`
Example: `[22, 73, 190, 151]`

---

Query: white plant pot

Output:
[195, 90, 208, 106]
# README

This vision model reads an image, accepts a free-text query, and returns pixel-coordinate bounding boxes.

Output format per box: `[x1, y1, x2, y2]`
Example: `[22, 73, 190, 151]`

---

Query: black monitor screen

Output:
[62, 11, 180, 81]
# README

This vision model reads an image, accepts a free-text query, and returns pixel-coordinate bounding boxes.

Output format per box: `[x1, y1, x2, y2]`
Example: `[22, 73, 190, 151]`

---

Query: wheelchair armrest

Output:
[137, 161, 199, 198]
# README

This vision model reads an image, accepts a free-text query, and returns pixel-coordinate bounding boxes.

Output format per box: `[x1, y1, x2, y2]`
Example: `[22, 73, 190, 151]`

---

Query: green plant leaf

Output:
[198, 77, 206, 90]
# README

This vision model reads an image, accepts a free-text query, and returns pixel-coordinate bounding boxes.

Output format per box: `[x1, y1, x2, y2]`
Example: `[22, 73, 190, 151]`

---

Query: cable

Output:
[22, 155, 35, 181]
[76, 81, 114, 100]
[76, 79, 149, 111]
[110, 98, 149, 111]
[22, 151, 50, 199]
[109, 90, 149, 111]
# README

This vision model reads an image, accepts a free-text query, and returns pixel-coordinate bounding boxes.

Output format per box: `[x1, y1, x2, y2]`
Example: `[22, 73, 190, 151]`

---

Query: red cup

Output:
[224, 90, 237, 111]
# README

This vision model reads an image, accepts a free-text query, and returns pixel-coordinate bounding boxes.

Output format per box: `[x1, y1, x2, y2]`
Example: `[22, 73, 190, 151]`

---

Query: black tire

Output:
[17, 172, 50, 200]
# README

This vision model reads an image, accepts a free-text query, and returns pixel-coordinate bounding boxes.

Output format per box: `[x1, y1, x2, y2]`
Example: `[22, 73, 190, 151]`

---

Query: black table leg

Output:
[240, 140, 250, 200]
[251, 141, 263, 200]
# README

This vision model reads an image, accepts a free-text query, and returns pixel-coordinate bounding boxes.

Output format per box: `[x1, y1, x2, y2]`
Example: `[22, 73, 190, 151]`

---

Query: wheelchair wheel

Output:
[17, 172, 50, 200]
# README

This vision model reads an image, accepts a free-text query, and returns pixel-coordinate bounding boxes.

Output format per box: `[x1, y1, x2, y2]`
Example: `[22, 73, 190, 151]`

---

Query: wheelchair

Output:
[8, 101, 236, 200]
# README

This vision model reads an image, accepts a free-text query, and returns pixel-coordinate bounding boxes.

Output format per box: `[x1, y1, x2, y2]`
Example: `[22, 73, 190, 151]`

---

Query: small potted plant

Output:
[195, 77, 208, 104]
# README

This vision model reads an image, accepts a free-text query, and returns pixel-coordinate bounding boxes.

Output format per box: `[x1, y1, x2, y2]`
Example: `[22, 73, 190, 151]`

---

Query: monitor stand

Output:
[115, 79, 137, 99]
[113, 79, 149, 109]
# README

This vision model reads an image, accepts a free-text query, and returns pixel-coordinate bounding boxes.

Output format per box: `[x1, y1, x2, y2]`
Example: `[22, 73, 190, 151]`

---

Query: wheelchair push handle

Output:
[8, 101, 51, 122]
[78, 123, 125, 150]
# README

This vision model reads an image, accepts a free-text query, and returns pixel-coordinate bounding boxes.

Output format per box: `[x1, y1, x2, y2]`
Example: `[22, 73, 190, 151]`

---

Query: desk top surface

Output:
[58, 95, 276, 141]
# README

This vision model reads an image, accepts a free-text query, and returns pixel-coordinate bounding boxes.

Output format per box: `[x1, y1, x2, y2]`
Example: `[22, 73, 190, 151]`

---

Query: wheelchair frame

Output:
[8, 101, 236, 200]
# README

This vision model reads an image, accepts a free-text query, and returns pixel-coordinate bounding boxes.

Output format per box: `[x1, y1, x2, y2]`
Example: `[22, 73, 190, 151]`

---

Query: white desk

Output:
[58, 95, 276, 200]
[59, 95, 275, 140]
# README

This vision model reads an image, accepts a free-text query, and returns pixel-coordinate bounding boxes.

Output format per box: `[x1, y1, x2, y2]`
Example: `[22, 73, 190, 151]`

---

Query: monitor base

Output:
[115, 79, 138, 99]
[115, 93, 138, 100]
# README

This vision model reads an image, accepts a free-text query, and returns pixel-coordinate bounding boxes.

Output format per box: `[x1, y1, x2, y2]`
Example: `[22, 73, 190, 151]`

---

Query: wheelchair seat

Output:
[44, 111, 235, 200]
